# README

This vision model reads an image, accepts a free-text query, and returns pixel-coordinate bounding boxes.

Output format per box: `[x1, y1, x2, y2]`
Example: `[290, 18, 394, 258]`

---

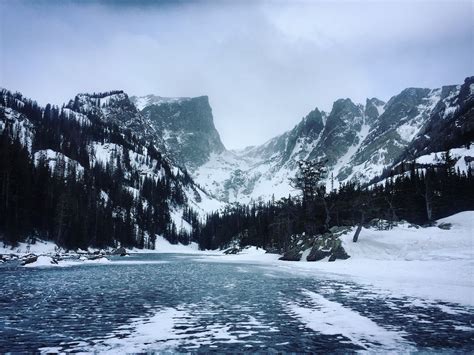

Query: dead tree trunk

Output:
[423, 173, 434, 222]
[353, 211, 365, 243]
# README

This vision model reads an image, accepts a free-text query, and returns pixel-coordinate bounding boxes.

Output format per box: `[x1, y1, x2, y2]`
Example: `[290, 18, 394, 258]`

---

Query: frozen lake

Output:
[0, 253, 473, 353]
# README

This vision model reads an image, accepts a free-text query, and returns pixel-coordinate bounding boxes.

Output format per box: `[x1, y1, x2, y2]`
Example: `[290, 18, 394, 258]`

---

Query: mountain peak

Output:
[298, 107, 324, 134]
[329, 98, 362, 121]
[138, 94, 225, 171]
[365, 97, 386, 124]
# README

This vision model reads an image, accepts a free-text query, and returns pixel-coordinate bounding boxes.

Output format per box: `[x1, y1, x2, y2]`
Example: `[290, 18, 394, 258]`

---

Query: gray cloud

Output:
[1, 0, 472, 149]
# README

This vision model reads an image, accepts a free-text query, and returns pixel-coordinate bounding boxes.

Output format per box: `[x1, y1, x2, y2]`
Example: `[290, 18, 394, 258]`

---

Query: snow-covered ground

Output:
[22, 255, 111, 268]
[0, 239, 59, 255]
[129, 235, 216, 255]
[197, 211, 474, 306]
[415, 145, 474, 173]
[0, 234, 212, 260]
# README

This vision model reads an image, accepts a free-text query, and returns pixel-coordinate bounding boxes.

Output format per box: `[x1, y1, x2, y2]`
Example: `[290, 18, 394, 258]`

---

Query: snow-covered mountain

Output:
[3, 76, 472, 213]
[0, 89, 224, 249]
[188, 77, 473, 203]
[44, 77, 474, 206]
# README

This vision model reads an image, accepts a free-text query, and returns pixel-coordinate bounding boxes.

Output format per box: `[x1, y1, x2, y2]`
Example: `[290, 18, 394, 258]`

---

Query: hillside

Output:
[0, 89, 223, 250]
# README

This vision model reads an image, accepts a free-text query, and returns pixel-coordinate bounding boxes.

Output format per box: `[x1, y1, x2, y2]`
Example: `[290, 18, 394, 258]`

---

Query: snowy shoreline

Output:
[193, 211, 474, 307]
[1, 212, 472, 306]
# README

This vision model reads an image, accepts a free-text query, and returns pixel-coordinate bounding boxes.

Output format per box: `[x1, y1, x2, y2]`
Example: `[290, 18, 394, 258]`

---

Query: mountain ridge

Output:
[188, 77, 473, 202]
[2, 76, 472, 207]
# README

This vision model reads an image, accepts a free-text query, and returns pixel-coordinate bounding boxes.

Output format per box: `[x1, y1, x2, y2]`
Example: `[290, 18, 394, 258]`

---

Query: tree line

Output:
[197, 156, 474, 251]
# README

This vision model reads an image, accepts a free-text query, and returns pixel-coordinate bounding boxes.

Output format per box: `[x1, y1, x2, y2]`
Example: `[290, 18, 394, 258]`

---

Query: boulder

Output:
[223, 247, 241, 255]
[265, 247, 281, 254]
[279, 248, 302, 261]
[438, 222, 452, 230]
[328, 245, 350, 262]
[307, 248, 330, 261]
[279, 234, 315, 261]
[307, 233, 350, 262]
[20, 254, 38, 266]
[306, 235, 331, 261]
[112, 247, 128, 256]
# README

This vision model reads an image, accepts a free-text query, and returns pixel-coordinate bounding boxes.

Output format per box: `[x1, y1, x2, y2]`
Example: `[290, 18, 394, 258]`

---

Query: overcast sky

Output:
[1, 0, 472, 149]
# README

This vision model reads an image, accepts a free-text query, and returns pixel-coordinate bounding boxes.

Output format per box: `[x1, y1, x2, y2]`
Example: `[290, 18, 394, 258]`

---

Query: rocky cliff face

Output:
[68, 92, 226, 172]
[131, 95, 225, 171]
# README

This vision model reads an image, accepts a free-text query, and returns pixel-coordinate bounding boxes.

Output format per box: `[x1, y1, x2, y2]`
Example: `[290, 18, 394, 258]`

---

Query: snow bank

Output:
[209, 246, 279, 263]
[130, 236, 209, 255]
[290, 212, 473, 305]
[23, 256, 58, 268]
[0, 239, 59, 256]
[82, 257, 111, 264]
[0, 235, 211, 259]
[21, 255, 88, 268]
[340, 212, 473, 262]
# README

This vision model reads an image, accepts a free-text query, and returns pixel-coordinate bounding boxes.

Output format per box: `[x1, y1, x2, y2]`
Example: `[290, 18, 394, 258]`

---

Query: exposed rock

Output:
[20, 254, 38, 266]
[279, 234, 314, 261]
[328, 245, 351, 262]
[306, 248, 329, 262]
[278, 230, 351, 262]
[223, 247, 241, 255]
[438, 222, 452, 230]
[112, 247, 128, 256]
[87, 254, 105, 261]
[265, 247, 281, 254]
[329, 225, 351, 235]
[307, 233, 350, 262]
[136, 95, 225, 171]
[279, 248, 303, 261]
